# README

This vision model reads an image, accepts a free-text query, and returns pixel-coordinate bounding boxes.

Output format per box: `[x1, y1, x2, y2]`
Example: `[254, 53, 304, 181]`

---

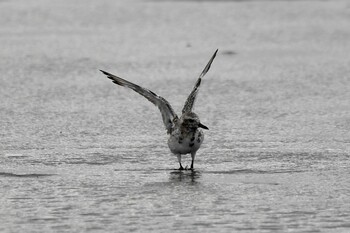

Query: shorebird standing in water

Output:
[100, 49, 218, 170]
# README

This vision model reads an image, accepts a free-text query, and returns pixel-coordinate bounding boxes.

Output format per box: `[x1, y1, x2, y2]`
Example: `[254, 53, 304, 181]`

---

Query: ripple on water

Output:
[0, 172, 55, 178]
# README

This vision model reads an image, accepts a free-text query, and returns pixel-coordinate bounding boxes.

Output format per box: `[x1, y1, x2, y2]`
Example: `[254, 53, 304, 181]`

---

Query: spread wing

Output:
[182, 49, 218, 114]
[100, 70, 178, 134]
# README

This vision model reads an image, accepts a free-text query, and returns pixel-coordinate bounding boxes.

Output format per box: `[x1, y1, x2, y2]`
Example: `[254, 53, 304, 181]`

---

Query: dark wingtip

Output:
[199, 49, 218, 78]
[100, 69, 109, 75]
[212, 49, 218, 60]
[100, 69, 123, 86]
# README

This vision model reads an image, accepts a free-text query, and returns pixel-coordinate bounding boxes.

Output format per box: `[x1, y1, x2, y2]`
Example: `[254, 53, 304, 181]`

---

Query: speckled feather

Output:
[99, 70, 178, 133]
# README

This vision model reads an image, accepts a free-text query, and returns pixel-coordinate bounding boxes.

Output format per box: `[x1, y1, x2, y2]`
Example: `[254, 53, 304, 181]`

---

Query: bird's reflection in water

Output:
[169, 170, 201, 184]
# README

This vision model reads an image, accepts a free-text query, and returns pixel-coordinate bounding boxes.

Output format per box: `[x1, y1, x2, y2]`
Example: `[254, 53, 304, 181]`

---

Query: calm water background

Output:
[1, 0, 350, 232]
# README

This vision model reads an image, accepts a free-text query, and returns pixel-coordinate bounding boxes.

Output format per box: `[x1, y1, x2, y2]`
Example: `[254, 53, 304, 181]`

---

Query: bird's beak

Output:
[198, 122, 209, 130]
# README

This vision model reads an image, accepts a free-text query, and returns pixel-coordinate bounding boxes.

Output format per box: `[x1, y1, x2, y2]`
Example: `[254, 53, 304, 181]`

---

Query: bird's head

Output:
[180, 112, 209, 130]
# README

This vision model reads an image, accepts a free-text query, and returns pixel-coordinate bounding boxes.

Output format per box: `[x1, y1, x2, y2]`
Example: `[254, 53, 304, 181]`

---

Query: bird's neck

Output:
[180, 125, 197, 134]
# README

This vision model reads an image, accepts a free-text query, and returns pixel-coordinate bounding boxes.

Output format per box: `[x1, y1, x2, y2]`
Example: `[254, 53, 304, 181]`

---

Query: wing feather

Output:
[100, 70, 178, 133]
[182, 49, 218, 114]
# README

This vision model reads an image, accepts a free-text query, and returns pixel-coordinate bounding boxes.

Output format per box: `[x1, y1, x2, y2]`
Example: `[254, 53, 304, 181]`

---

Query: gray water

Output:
[2, 150, 350, 232]
[1, 0, 350, 232]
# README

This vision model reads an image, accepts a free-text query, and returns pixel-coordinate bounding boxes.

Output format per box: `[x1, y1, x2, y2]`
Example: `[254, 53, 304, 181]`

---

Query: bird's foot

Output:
[178, 165, 194, 171]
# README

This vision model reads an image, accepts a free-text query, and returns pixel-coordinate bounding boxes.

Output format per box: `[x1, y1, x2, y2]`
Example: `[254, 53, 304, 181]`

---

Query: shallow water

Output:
[1, 150, 350, 232]
[1, 0, 350, 232]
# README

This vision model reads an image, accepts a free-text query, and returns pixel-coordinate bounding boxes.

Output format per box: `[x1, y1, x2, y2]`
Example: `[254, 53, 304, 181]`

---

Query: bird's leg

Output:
[190, 152, 196, 170]
[177, 154, 184, 170]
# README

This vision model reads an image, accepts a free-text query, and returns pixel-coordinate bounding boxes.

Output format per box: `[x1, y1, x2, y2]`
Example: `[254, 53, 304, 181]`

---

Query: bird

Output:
[100, 49, 218, 170]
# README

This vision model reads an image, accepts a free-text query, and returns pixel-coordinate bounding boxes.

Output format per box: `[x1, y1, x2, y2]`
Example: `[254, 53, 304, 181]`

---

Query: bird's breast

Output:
[167, 129, 204, 155]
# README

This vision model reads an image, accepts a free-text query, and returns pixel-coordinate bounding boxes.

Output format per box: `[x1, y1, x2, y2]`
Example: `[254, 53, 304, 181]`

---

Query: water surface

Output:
[1, 0, 350, 232]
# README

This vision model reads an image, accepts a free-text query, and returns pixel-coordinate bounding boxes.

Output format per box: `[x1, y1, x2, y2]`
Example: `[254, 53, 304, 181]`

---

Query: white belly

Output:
[167, 129, 204, 155]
